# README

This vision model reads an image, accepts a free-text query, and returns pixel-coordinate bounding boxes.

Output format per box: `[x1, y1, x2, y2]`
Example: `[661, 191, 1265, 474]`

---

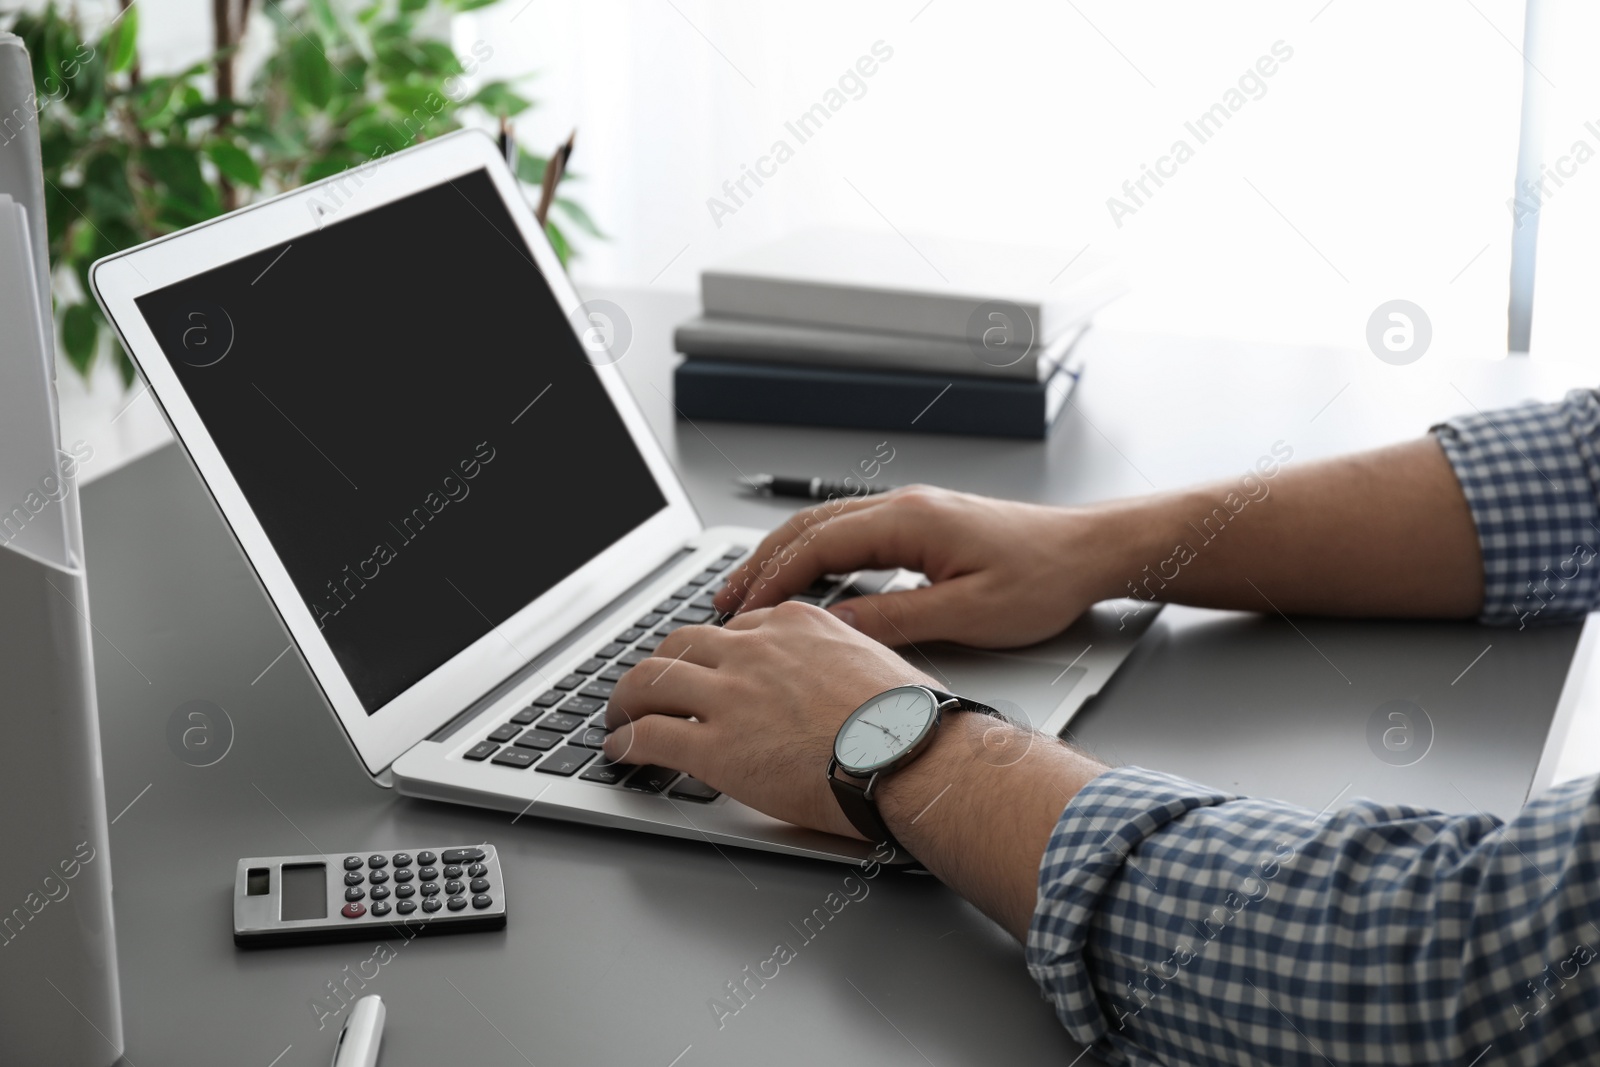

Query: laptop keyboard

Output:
[459, 547, 859, 802]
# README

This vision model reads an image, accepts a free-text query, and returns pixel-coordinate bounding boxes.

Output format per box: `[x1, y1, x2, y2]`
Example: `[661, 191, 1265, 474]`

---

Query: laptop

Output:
[91, 130, 1160, 865]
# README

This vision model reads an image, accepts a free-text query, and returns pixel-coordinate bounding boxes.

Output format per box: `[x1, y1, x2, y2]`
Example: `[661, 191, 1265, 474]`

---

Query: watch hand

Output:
[861, 719, 906, 746]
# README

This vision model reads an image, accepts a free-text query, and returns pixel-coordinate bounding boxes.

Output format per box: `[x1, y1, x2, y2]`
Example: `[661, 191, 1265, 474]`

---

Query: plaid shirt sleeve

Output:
[1432, 388, 1600, 626]
[1026, 766, 1600, 1067]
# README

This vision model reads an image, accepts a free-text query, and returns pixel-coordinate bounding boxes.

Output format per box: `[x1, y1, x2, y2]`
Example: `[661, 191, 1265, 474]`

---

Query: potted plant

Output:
[5, 0, 598, 388]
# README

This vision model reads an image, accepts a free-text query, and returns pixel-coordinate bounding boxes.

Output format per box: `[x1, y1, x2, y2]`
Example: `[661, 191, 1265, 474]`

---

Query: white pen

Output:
[331, 995, 386, 1067]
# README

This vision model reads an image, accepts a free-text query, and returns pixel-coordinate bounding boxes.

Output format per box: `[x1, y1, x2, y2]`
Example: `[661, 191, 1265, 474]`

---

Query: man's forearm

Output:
[872, 714, 1107, 940]
[1089, 436, 1484, 618]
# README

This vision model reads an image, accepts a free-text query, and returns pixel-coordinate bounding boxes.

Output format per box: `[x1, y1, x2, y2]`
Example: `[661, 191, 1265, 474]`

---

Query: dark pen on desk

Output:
[737, 474, 898, 501]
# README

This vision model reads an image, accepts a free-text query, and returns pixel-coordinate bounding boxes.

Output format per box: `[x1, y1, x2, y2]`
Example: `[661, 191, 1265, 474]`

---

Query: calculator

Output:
[233, 845, 507, 946]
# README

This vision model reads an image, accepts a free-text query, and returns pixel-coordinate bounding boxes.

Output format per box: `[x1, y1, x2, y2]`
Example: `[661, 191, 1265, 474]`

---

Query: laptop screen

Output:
[134, 168, 667, 713]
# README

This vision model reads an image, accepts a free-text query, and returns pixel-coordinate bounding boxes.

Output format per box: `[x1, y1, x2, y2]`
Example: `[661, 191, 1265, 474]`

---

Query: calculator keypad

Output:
[325, 847, 498, 923]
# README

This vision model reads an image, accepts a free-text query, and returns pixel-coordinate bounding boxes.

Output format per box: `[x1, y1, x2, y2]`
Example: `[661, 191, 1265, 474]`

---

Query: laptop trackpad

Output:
[904, 645, 1086, 730]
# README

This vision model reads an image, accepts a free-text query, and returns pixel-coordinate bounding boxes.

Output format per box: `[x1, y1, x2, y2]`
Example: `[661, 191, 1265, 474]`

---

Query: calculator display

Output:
[279, 863, 327, 921]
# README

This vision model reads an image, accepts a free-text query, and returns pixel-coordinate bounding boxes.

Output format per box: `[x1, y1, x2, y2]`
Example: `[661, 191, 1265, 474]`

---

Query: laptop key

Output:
[574, 657, 607, 675]
[634, 634, 664, 652]
[635, 613, 662, 628]
[579, 759, 633, 785]
[513, 729, 563, 751]
[721, 548, 747, 560]
[464, 741, 499, 761]
[486, 723, 521, 743]
[618, 649, 652, 666]
[510, 707, 541, 725]
[654, 621, 692, 636]
[491, 749, 536, 769]
[599, 665, 629, 683]
[804, 576, 840, 597]
[539, 711, 587, 733]
[554, 673, 585, 690]
[627, 765, 680, 794]
[690, 593, 717, 610]
[536, 746, 596, 776]
[672, 607, 715, 624]
[597, 642, 627, 659]
[673, 585, 698, 600]
[693, 570, 722, 585]
[668, 776, 722, 802]
[579, 681, 615, 700]
[573, 726, 609, 749]
[532, 689, 564, 707]
[654, 599, 682, 615]
[559, 695, 605, 715]
[614, 628, 644, 644]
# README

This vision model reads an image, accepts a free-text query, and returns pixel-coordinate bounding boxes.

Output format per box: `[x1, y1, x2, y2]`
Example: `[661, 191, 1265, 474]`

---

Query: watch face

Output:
[835, 686, 939, 775]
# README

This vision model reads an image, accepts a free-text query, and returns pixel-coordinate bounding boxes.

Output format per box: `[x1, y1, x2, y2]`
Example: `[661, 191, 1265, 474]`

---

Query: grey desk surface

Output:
[84, 289, 1588, 1067]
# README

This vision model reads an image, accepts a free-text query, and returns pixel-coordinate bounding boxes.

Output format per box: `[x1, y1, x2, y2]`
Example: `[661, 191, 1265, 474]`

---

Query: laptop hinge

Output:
[426, 545, 698, 743]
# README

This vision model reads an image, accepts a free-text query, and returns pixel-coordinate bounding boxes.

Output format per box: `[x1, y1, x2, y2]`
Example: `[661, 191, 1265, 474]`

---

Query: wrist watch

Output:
[827, 684, 1001, 857]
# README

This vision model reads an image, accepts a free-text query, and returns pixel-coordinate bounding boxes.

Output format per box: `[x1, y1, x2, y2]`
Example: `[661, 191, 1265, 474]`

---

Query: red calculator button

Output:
[341, 902, 367, 919]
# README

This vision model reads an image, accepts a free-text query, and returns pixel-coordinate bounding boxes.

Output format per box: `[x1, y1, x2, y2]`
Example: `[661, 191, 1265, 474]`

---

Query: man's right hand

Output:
[713, 485, 1129, 648]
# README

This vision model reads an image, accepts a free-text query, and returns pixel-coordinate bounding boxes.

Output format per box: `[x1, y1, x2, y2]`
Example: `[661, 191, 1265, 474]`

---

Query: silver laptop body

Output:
[90, 130, 1158, 866]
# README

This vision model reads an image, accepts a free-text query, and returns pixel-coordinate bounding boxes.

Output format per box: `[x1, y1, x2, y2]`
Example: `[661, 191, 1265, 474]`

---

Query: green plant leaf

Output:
[308, 0, 342, 41]
[155, 190, 222, 230]
[38, 128, 76, 174]
[235, 122, 291, 153]
[468, 82, 531, 117]
[344, 112, 399, 156]
[207, 141, 263, 188]
[105, 5, 139, 74]
[140, 143, 210, 200]
[62, 302, 99, 377]
[383, 81, 436, 115]
[301, 156, 353, 183]
[514, 149, 548, 185]
[415, 40, 462, 76]
[554, 197, 603, 237]
[27, 0, 602, 392]
[116, 342, 137, 387]
[545, 220, 571, 266]
[84, 150, 136, 215]
[174, 98, 249, 123]
[289, 36, 334, 109]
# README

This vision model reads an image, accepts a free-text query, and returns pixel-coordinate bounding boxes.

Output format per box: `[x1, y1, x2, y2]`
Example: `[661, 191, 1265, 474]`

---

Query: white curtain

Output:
[464, 0, 1532, 358]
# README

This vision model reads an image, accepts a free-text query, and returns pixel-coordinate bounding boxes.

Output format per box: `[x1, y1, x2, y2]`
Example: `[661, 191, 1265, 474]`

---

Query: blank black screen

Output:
[279, 863, 326, 921]
[136, 169, 666, 712]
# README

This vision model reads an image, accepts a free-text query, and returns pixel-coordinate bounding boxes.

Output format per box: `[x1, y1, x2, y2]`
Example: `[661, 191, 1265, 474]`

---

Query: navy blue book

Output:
[672, 355, 1083, 439]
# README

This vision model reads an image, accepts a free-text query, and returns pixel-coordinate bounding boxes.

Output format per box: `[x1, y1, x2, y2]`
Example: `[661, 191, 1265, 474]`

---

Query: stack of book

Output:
[672, 229, 1124, 438]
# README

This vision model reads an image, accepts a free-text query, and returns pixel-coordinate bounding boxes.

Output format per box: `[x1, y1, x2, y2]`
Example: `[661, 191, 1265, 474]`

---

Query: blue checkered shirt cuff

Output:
[1432, 389, 1600, 625]
[1027, 765, 1600, 1066]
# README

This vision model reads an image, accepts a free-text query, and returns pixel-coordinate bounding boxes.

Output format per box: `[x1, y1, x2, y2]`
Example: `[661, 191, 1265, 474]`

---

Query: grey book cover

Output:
[674, 315, 1089, 382]
[701, 228, 1125, 342]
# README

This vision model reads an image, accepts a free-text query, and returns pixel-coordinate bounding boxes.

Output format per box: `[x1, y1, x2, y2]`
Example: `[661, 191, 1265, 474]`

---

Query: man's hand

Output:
[600, 600, 1109, 939]
[601, 601, 937, 839]
[712, 486, 1123, 648]
[715, 438, 1486, 643]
